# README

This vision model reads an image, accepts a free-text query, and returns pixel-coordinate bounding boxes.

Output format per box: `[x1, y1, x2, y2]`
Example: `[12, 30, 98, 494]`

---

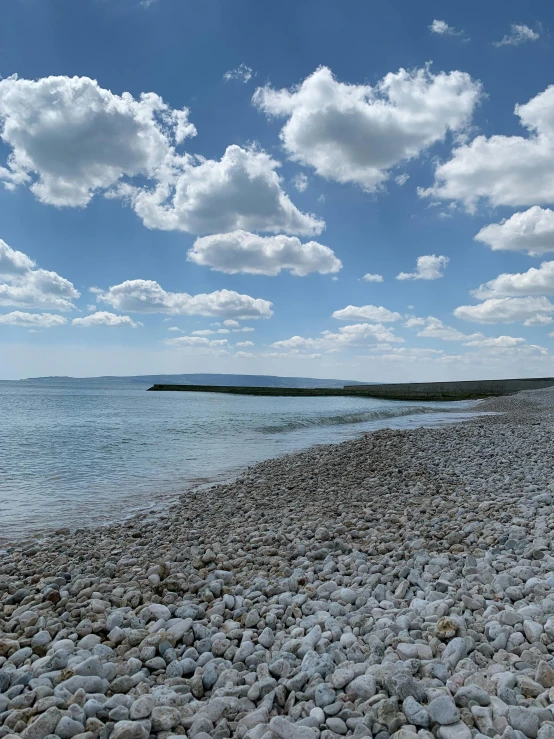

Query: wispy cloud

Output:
[223, 64, 254, 83]
[494, 24, 540, 47]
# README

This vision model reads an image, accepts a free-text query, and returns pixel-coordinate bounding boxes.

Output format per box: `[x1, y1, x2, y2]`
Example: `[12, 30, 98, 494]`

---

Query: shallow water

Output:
[0, 377, 480, 540]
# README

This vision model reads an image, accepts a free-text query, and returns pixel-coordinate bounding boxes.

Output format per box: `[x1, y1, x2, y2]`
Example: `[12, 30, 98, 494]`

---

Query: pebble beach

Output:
[2, 388, 554, 739]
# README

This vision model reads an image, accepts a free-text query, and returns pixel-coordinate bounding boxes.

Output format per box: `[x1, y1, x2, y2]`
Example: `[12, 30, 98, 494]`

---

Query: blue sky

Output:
[1, 0, 554, 381]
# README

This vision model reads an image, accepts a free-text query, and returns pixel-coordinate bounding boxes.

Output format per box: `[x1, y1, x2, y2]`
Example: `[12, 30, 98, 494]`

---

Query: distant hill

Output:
[21, 373, 370, 388]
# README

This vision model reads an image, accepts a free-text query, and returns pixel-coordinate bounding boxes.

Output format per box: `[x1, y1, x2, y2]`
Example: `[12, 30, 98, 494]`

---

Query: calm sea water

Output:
[0, 378, 480, 541]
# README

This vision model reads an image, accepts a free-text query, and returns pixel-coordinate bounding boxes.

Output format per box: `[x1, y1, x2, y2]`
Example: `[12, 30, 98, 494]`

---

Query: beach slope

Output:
[1, 388, 554, 738]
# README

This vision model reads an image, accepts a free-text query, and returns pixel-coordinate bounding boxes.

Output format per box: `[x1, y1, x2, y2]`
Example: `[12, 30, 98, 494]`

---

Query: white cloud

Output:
[0, 74, 195, 206]
[421, 85, 554, 210]
[192, 329, 215, 336]
[272, 322, 403, 354]
[396, 255, 449, 280]
[415, 316, 481, 341]
[362, 273, 384, 283]
[131, 145, 324, 235]
[223, 64, 254, 83]
[233, 326, 255, 332]
[494, 24, 540, 47]
[0, 310, 67, 327]
[253, 65, 482, 192]
[236, 340, 254, 347]
[454, 296, 554, 324]
[370, 346, 445, 362]
[0, 239, 79, 310]
[0, 239, 35, 275]
[223, 319, 239, 327]
[0, 76, 320, 239]
[188, 230, 341, 276]
[93, 279, 273, 319]
[165, 335, 229, 350]
[472, 260, 554, 299]
[475, 207, 554, 255]
[395, 174, 409, 186]
[236, 351, 255, 358]
[462, 335, 526, 347]
[332, 304, 402, 322]
[429, 20, 459, 36]
[479, 265, 554, 303]
[404, 316, 426, 328]
[72, 311, 141, 327]
[292, 173, 309, 192]
[525, 314, 553, 326]
[168, 326, 181, 331]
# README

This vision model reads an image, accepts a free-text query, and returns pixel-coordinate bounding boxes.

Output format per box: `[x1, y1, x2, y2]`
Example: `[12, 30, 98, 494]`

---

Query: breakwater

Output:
[148, 376, 554, 400]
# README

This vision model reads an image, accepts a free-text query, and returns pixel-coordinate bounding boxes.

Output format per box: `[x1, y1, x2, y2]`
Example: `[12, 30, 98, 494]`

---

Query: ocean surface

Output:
[0, 377, 481, 541]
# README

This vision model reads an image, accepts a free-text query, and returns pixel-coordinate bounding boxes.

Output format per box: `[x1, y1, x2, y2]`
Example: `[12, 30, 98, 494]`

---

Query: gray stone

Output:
[55, 717, 85, 739]
[21, 707, 63, 739]
[150, 705, 181, 732]
[315, 683, 336, 707]
[454, 685, 491, 707]
[508, 707, 540, 739]
[438, 722, 472, 739]
[428, 696, 460, 726]
[402, 696, 430, 728]
[269, 716, 319, 739]
[129, 695, 154, 719]
[110, 720, 151, 739]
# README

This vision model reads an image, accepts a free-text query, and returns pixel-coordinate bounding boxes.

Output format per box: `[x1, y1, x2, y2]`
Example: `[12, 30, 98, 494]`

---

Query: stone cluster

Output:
[2, 389, 554, 739]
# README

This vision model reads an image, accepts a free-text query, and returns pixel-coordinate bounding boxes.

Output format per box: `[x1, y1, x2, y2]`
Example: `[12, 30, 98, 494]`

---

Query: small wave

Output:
[257, 405, 459, 434]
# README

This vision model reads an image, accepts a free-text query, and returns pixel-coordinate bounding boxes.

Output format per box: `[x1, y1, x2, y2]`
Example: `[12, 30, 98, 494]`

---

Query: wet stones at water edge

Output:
[2, 388, 554, 738]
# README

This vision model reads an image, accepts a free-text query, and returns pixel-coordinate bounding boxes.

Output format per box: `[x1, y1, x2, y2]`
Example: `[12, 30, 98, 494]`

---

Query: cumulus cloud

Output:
[472, 261, 554, 299]
[332, 304, 402, 322]
[72, 311, 141, 327]
[475, 207, 554, 255]
[165, 335, 229, 350]
[236, 351, 255, 358]
[0, 310, 67, 327]
[188, 230, 341, 276]
[253, 65, 482, 192]
[236, 340, 254, 347]
[362, 273, 384, 282]
[494, 24, 540, 47]
[223, 64, 254, 83]
[429, 20, 460, 36]
[291, 173, 309, 192]
[272, 322, 403, 354]
[462, 335, 526, 347]
[396, 255, 449, 280]
[130, 145, 324, 235]
[93, 279, 273, 319]
[0, 239, 35, 275]
[0, 77, 319, 238]
[0, 239, 79, 310]
[415, 316, 481, 341]
[0, 74, 196, 207]
[223, 319, 239, 327]
[454, 296, 554, 324]
[421, 85, 554, 210]
[404, 316, 427, 328]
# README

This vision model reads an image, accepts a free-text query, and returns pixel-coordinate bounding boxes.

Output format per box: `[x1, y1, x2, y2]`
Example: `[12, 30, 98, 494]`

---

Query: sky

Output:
[1, 0, 554, 381]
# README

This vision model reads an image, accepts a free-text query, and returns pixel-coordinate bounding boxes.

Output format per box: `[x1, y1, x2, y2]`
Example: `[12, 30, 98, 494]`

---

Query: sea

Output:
[0, 377, 482, 542]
